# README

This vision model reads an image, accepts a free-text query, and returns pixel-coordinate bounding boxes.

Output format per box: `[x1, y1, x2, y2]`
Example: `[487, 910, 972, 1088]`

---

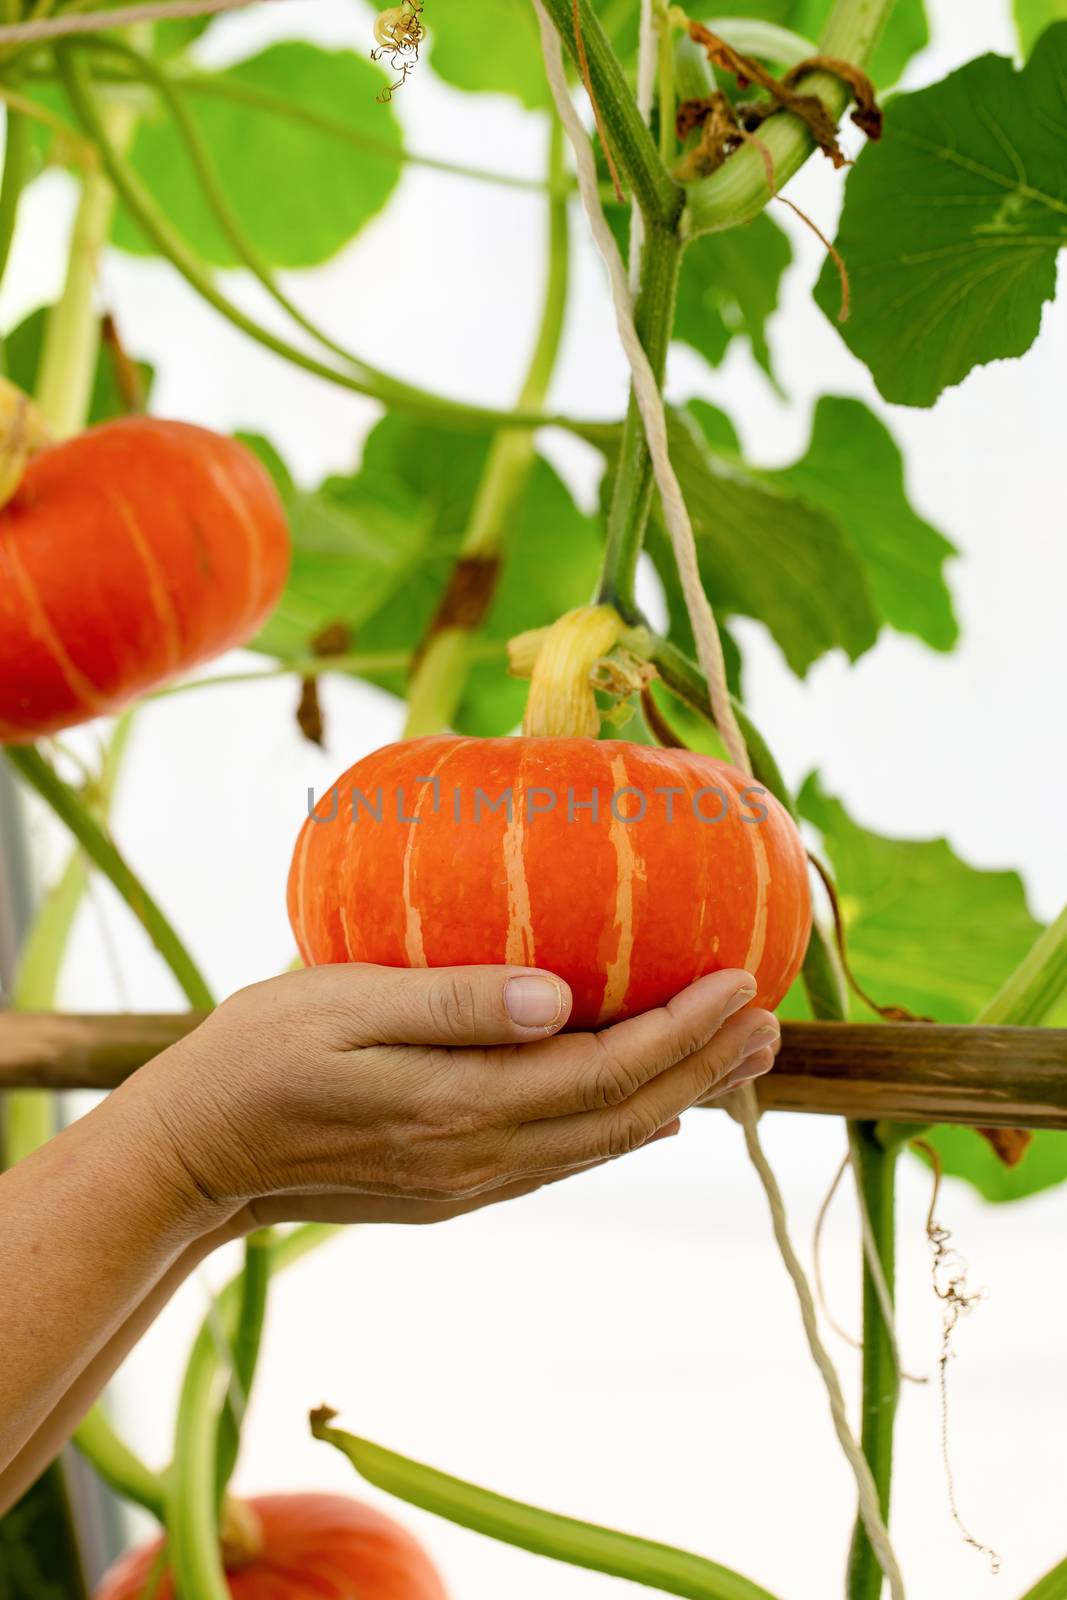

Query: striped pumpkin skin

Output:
[0, 417, 289, 742]
[289, 736, 812, 1026]
[94, 1493, 449, 1600]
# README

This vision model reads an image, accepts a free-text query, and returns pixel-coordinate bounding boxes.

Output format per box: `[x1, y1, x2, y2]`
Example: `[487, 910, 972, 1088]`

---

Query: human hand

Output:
[125, 963, 780, 1236]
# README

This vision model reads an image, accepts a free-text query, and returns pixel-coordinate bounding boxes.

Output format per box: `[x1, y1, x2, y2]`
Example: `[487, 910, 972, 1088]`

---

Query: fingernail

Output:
[645, 1118, 681, 1145]
[505, 975, 564, 1029]
[723, 978, 758, 1018]
[723, 1050, 776, 1091]
[740, 1024, 779, 1057]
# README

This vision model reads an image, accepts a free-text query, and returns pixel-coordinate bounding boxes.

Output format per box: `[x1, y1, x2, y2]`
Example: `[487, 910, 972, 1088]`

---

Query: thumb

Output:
[337, 963, 573, 1047]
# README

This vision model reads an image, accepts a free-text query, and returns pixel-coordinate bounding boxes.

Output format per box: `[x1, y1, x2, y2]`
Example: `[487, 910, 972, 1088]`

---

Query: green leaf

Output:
[816, 26, 1067, 405]
[675, 215, 792, 383]
[247, 419, 601, 734]
[921, 1124, 1067, 1204]
[766, 396, 958, 651]
[241, 433, 425, 663]
[799, 775, 1067, 1203]
[1014, 0, 1067, 55]
[0, 1467, 88, 1600]
[800, 772, 1042, 1023]
[425, 0, 551, 108]
[114, 44, 403, 268]
[662, 402, 880, 675]
[4, 306, 154, 420]
[312, 1412, 781, 1600]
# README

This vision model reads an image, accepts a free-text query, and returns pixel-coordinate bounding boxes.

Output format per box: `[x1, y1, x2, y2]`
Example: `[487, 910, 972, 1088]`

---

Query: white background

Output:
[5, 0, 1067, 1596]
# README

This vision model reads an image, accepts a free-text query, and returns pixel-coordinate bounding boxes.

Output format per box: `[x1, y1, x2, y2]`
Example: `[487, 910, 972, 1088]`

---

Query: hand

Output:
[124, 963, 781, 1236]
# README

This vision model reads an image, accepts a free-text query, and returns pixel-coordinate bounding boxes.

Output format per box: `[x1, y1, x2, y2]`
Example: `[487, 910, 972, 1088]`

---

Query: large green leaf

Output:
[675, 214, 792, 383]
[242, 434, 424, 663]
[1014, 0, 1067, 55]
[816, 25, 1067, 405]
[113, 44, 403, 268]
[248, 419, 601, 734]
[799, 774, 1067, 1202]
[661, 401, 880, 675]
[767, 396, 958, 651]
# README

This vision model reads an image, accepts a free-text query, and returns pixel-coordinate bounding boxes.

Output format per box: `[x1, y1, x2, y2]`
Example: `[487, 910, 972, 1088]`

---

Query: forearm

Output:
[0, 1072, 228, 1488]
[0, 1213, 239, 1512]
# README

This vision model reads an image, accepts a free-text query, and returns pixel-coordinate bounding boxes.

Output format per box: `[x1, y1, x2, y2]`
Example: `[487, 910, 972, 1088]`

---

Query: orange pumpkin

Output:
[0, 417, 289, 742]
[94, 1493, 449, 1600]
[289, 735, 812, 1026]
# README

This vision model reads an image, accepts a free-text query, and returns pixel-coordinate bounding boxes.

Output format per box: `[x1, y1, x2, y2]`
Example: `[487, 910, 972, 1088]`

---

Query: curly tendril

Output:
[372, 2, 425, 102]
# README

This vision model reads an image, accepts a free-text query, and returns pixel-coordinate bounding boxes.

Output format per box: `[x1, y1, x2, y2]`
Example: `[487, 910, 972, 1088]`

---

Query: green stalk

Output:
[4, 744, 214, 1011]
[0, 108, 30, 305]
[57, 49, 562, 435]
[684, 0, 897, 235]
[1021, 1557, 1067, 1600]
[404, 114, 571, 737]
[703, 18, 815, 67]
[35, 89, 140, 437]
[73, 1409, 167, 1521]
[213, 1226, 273, 1504]
[596, 224, 683, 618]
[846, 1123, 900, 1600]
[539, 0, 682, 227]
[658, 5, 677, 167]
[977, 898, 1067, 1026]
[168, 1226, 338, 1598]
[312, 1416, 780, 1600]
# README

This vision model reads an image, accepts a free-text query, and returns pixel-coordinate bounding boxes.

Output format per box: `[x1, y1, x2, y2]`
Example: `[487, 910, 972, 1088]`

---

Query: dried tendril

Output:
[372, 2, 425, 102]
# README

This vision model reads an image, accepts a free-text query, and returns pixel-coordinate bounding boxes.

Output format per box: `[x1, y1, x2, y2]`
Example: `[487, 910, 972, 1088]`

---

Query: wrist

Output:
[106, 1051, 245, 1246]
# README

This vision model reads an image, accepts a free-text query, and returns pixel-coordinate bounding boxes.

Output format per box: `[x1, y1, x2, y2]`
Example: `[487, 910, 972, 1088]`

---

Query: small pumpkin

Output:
[0, 416, 289, 742]
[289, 735, 812, 1027]
[94, 1492, 449, 1600]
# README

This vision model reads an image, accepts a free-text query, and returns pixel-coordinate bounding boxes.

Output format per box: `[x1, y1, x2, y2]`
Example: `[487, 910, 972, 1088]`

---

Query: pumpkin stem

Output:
[0, 377, 51, 508]
[515, 605, 651, 737]
[219, 1497, 264, 1570]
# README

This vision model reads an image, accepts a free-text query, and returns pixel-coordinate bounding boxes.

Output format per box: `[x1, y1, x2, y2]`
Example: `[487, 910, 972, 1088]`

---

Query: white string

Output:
[628, 0, 656, 295]
[530, 7, 906, 1595]
[530, 0, 749, 776]
[0, 0, 282, 46]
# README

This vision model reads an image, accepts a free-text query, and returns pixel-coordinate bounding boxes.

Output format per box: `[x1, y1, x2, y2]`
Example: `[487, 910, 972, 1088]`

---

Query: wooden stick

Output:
[1, 1013, 1065, 1129]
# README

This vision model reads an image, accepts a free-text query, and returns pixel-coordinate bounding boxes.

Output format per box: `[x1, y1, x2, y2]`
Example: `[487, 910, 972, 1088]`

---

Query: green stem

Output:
[0, 108, 30, 305]
[313, 1416, 780, 1600]
[684, 0, 897, 235]
[4, 744, 215, 1011]
[57, 49, 562, 435]
[539, 0, 683, 227]
[87, 40, 424, 382]
[703, 18, 815, 66]
[403, 114, 571, 738]
[977, 898, 1067, 1027]
[168, 1226, 338, 1597]
[596, 225, 683, 618]
[846, 1123, 900, 1600]
[73, 1409, 167, 1520]
[1021, 1556, 1067, 1600]
[658, 5, 676, 167]
[35, 89, 139, 437]
[214, 1227, 273, 1505]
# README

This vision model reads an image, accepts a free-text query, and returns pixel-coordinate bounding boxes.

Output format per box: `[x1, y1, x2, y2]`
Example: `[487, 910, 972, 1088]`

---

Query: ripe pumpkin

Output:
[94, 1492, 449, 1600]
[0, 417, 289, 742]
[289, 735, 812, 1026]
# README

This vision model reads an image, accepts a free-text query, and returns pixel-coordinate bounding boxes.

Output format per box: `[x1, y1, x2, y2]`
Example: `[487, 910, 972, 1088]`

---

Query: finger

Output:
[697, 1045, 776, 1104]
[301, 962, 574, 1047]
[474, 968, 758, 1122]
[509, 1008, 779, 1168]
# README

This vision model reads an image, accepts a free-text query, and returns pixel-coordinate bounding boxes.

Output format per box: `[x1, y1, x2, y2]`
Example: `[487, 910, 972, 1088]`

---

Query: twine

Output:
[531, 5, 906, 1595]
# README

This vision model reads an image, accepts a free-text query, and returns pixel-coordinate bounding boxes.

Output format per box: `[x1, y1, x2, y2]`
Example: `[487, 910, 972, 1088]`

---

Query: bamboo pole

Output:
[1, 1013, 1065, 1130]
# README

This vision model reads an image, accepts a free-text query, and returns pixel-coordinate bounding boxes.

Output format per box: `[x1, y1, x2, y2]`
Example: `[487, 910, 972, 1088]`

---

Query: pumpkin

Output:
[289, 735, 812, 1027]
[94, 1492, 449, 1600]
[0, 416, 289, 742]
